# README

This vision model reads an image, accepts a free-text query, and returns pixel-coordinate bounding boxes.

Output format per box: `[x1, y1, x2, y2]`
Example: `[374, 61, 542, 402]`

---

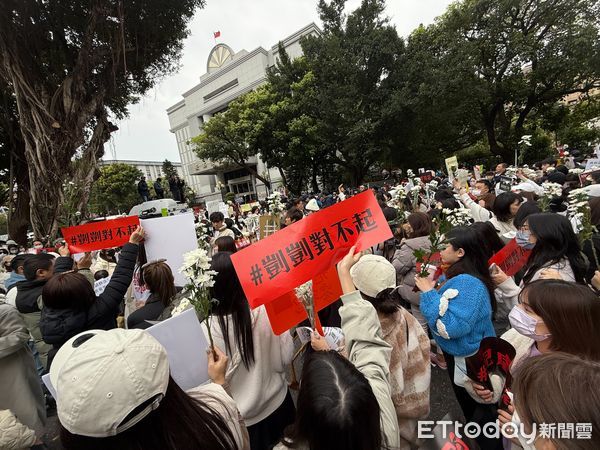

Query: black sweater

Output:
[40, 243, 139, 366]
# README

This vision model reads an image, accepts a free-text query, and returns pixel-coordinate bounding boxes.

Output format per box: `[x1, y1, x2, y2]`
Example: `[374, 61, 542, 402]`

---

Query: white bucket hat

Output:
[49, 328, 170, 437]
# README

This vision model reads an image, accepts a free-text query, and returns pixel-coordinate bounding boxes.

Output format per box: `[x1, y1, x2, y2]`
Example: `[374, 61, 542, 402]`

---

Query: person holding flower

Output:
[415, 226, 500, 450]
[203, 252, 294, 450]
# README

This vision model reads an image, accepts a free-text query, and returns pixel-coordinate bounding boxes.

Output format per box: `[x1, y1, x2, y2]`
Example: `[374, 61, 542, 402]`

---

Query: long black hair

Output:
[470, 221, 504, 259]
[210, 252, 255, 369]
[281, 351, 382, 450]
[523, 213, 587, 283]
[444, 226, 497, 312]
[60, 376, 237, 450]
[493, 192, 522, 223]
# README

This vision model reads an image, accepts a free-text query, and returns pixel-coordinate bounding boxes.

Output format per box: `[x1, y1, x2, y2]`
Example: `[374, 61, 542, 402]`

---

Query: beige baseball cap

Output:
[49, 328, 170, 437]
[349, 254, 397, 298]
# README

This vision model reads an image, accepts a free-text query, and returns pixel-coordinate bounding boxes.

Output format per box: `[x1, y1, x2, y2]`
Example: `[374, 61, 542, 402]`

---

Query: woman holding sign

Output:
[277, 247, 400, 450]
[39, 226, 144, 368]
[205, 252, 295, 450]
[415, 226, 500, 450]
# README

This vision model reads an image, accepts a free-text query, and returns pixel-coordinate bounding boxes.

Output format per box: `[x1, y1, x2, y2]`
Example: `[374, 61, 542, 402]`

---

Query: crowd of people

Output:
[1, 154, 600, 449]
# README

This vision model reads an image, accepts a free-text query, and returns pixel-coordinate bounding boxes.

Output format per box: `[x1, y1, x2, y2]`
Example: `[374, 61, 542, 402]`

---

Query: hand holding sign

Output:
[129, 225, 145, 244]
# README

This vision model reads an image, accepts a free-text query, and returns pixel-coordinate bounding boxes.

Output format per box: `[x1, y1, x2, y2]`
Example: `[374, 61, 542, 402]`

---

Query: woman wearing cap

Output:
[39, 226, 145, 368]
[206, 252, 294, 450]
[414, 226, 499, 450]
[277, 247, 400, 449]
[127, 260, 177, 329]
[50, 328, 249, 449]
[345, 253, 430, 448]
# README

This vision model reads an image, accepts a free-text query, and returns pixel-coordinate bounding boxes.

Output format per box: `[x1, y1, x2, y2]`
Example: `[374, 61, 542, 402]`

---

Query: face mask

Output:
[509, 306, 551, 341]
[471, 189, 482, 197]
[511, 411, 537, 450]
[515, 230, 535, 250]
[34, 245, 43, 250]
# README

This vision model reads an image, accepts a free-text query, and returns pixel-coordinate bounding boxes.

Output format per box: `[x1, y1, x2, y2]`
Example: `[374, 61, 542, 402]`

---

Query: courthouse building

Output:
[166, 23, 320, 203]
[99, 159, 184, 180]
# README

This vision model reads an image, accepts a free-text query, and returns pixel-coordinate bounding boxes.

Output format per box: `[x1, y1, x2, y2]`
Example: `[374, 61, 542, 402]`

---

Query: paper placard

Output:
[296, 326, 344, 349]
[445, 156, 458, 181]
[585, 158, 600, 171]
[42, 309, 210, 398]
[140, 213, 198, 287]
[146, 308, 209, 390]
[94, 276, 111, 296]
[232, 190, 392, 309]
[61, 216, 140, 253]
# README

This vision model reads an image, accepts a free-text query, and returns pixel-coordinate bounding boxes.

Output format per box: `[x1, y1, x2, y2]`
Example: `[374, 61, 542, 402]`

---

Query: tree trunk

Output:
[8, 154, 30, 246]
[483, 110, 512, 162]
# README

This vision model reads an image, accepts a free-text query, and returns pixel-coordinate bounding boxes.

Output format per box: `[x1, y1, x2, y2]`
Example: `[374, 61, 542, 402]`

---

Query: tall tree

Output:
[410, 0, 600, 161]
[162, 159, 178, 179]
[191, 89, 273, 189]
[89, 163, 142, 215]
[300, 0, 404, 184]
[0, 0, 204, 239]
[0, 79, 30, 244]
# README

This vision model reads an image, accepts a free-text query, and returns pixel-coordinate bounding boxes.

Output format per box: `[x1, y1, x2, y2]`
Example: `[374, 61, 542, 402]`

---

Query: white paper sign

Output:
[585, 158, 600, 171]
[146, 308, 209, 391]
[141, 213, 198, 287]
[94, 276, 111, 296]
[296, 326, 345, 350]
[42, 309, 210, 399]
[42, 374, 56, 399]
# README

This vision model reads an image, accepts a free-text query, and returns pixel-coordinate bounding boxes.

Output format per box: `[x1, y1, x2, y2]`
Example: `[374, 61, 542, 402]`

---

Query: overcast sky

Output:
[107, 0, 454, 163]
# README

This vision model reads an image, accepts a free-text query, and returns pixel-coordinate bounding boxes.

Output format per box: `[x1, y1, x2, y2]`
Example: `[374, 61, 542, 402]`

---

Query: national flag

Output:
[213, 31, 221, 39]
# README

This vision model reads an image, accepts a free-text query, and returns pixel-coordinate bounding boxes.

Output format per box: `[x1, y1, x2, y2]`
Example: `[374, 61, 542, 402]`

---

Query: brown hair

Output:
[143, 262, 176, 307]
[215, 236, 236, 253]
[520, 279, 600, 360]
[512, 353, 600, 450]
[407, 212, 431, 238]
[43, 272, 95, 310]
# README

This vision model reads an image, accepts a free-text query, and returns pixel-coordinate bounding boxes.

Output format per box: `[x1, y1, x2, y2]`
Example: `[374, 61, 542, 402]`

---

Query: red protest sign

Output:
[488, 238, 531, 277]
[231, 190, 392, 308]
[265, 266, 343, 335]
[61, 216, 140, 253]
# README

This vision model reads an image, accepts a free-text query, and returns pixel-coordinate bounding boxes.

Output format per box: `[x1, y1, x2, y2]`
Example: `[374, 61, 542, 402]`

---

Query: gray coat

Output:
[391, 235, 431, 307]
[0, 303, 46, 437]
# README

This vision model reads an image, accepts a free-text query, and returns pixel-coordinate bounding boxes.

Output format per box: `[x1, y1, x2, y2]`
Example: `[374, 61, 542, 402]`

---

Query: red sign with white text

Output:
[231, 190, 392, 308]
[488, 238, 531, 277]
[265, 266, 343, 335]
[61, 216, 140, 253]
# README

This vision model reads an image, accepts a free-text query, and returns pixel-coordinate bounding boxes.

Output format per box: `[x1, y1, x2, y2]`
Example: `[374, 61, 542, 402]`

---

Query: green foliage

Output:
[89, 164, 143, 215]
[225, 192, 236, 202]
[399, 0, 600, 161]
[0, 212, 7, 235]
[0, 0, 205, 238]
[0, 181, 8, 206]
[162, 160, 178, 179]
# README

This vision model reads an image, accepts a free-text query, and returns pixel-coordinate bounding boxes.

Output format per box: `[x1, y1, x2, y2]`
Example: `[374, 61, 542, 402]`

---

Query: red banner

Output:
[488, 238, 531, 277]
[265, 266, 343, 335]
[231, 190, 392, 308]
[61, 216, 140, 253]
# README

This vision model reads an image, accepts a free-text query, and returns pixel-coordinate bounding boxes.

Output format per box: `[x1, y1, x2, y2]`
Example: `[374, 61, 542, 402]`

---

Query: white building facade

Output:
[167, 23, 320, 203]
[99, 159, 184, 181]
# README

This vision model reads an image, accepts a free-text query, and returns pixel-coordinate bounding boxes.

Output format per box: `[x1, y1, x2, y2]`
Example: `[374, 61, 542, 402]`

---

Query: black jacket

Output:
[15, 279, 46, 313]
[127, 293, 166, 329]
[138, 180, 149, 195]
[40, 243, 139, 367]
[14, 256, 73, 313]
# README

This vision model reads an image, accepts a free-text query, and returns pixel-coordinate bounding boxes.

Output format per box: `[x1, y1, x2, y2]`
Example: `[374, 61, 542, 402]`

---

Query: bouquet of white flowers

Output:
[442, 208, 473, 227]
[406, 169, 415, 178]
[177, 248, 219, 351]
[539, 182, 563, 211]
[567, 188, 598, 267]
[267, 191, 285, 214]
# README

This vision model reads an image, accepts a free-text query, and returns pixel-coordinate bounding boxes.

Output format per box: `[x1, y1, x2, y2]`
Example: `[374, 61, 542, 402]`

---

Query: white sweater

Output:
[202, 305, 293, 426]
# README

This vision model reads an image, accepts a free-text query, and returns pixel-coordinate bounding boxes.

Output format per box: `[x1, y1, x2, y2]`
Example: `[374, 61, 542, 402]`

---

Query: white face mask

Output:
[511, 410, 538, 450]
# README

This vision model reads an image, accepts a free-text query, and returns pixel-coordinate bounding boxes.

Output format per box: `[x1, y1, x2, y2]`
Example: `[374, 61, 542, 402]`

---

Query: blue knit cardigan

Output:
[420, 273, 495, 356]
